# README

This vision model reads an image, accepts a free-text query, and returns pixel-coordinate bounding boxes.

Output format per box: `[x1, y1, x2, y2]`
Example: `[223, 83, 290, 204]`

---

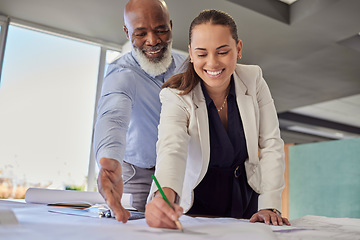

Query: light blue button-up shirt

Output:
[94, 50, 187, 168]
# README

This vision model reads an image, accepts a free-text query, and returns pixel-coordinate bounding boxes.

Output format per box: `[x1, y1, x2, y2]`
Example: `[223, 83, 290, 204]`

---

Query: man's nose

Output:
[145, 32, 161, 46]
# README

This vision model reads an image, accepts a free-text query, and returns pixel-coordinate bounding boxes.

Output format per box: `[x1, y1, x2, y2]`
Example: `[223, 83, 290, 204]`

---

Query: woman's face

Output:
[189, 23, 242, 92]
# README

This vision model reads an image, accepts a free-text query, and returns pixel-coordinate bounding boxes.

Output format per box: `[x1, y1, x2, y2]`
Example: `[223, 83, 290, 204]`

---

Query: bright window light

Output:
[0, 25, 100, 198]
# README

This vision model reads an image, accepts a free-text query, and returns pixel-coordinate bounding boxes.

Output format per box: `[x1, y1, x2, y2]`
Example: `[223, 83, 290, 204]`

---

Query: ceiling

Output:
[0, 0, 359, 144]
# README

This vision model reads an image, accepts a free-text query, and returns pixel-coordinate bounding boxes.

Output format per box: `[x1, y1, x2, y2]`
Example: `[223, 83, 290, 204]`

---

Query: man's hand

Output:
[250, 209, 291, 226]
[145, 188, 183, 229]
[97, 157, 130, 222]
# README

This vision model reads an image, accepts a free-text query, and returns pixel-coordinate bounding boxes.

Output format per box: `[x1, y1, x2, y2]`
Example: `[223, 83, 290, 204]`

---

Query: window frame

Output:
[0, 15, 10, 83]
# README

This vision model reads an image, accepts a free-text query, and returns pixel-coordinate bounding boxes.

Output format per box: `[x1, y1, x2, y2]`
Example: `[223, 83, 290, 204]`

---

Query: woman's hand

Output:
[249, 209, 291, 226]
[145, 188, 183, 229]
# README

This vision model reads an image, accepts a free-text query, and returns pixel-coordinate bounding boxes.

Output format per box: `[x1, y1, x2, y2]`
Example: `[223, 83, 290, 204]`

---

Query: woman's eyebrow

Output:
[216, 45, 230, 50]
[194, 45, 230, 51]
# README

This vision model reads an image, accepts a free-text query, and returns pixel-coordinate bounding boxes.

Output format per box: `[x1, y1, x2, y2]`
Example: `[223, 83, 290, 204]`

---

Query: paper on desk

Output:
[269, 224, 310, 232]
[131, 220, 278, 240]
[281, 215, 360, 240]
[177, 215, 310, 233]
[25, 188, 134, 210]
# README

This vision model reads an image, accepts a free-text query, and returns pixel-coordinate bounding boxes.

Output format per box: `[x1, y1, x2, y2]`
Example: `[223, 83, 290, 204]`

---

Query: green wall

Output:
[289, 137, 360, 219]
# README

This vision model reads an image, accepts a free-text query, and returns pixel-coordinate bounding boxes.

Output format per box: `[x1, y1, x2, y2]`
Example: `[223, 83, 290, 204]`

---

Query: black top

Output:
[187, 77, 258, 218]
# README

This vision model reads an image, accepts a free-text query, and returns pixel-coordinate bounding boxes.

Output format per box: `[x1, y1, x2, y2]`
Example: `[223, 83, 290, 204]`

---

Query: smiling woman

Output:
[0, 24, 100, 198]
[146, 9, 290, 229]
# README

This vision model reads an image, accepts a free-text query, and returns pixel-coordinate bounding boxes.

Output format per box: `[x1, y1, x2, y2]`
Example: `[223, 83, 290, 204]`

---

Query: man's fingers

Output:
[105, 193, 130, 222]
[110, 203, 130, 223]
[114, 208, 130, 223]
[109, 200, 130, 223]
[97, 169, 129, 222]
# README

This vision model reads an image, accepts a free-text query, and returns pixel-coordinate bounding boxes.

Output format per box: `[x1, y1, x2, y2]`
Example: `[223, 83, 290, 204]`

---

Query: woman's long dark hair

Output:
[162, 9, 239, 95]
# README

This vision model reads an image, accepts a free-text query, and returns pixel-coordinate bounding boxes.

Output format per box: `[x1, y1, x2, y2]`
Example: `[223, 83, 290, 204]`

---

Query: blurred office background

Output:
[0, 0, 359, 219]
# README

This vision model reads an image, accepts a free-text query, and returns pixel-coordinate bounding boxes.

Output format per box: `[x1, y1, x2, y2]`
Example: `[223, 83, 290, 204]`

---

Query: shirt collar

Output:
[200, 81, 213, 108]
[201, 75, 235, 108]
[228, 75, 236, 99]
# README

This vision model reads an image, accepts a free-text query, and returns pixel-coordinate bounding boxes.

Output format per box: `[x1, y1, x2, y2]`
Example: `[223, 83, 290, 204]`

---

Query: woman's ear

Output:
[236, 40, 243, 59]
[188, 45, 193, 63]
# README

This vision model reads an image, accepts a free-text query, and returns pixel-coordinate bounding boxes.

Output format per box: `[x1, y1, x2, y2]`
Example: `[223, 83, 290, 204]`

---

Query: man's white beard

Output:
[134, 41, 173, 76]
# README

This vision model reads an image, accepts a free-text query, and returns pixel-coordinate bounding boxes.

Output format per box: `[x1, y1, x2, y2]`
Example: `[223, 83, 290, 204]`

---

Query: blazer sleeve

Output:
[255, 66, 285, 212]
[147, 88, 190, 202]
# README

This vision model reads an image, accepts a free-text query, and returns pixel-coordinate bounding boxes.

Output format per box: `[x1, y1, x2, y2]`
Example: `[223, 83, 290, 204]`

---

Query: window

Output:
[105, 49, 122, 76]
[0, 25, 100, 198]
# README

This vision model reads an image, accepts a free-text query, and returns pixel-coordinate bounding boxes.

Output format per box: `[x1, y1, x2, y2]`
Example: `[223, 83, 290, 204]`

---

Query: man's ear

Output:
[123, 25, 129, 39]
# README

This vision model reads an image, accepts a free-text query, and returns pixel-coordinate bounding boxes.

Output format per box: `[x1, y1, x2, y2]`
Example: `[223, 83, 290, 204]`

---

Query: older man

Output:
[94, 0, 186, 222]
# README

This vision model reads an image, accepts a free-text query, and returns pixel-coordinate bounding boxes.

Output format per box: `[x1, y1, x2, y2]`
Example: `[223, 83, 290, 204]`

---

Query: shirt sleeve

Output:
[93, 67, 136, 166]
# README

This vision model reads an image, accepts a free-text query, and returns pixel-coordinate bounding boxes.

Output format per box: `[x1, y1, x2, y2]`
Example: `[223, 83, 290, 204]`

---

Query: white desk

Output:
[1, 199, 359, 240]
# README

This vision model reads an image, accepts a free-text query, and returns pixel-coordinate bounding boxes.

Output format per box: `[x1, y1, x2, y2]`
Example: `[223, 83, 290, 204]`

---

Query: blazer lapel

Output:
[192, 84, 211, 184]
[234, 73, 258, 165]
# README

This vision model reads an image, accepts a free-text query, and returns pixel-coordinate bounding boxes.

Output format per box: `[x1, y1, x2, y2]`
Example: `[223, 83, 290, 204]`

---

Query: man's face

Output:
[124, 6, 172, 63]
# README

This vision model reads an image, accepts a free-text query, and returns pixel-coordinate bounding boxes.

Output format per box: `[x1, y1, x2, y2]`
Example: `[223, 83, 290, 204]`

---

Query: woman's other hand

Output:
[250, 209, 291, 226]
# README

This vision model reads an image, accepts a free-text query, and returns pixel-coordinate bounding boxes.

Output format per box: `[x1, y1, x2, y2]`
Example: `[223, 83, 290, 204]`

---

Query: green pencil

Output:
[151, 174, 183, 231]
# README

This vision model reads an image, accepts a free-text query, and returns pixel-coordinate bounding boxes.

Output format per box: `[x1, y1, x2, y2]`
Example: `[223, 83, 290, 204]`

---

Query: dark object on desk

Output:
[47, 203, 92, 209]
[101, 209, 145, 220]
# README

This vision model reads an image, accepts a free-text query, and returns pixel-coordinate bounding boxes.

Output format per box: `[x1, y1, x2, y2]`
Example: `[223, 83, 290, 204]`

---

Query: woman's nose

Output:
[206, 54, 219, 67]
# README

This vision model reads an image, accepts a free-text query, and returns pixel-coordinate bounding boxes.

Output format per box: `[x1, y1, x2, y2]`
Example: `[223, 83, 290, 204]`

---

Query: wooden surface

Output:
[281, 143, 293, 219]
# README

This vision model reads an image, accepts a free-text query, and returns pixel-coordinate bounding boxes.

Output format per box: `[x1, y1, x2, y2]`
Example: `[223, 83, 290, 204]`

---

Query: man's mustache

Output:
[141, 44, 166, 52]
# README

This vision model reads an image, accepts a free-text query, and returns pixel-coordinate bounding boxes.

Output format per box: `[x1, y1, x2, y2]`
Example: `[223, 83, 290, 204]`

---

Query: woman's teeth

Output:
[207, 70, 222, 76]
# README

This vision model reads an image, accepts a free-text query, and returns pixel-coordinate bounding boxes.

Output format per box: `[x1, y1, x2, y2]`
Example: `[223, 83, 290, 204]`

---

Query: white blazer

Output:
[148, 64, 285, 213]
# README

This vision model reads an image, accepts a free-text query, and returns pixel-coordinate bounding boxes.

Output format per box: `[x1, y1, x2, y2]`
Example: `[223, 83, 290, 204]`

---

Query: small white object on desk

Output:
[0, 208, 19, 225]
